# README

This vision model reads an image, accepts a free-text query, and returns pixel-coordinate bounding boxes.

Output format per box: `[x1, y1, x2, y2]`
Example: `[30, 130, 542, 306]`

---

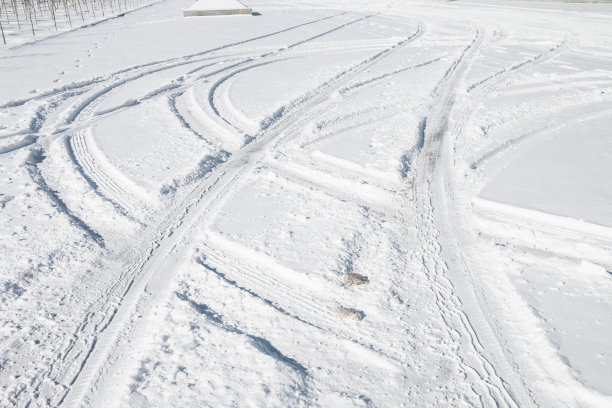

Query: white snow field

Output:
[1, 0, 612, 406]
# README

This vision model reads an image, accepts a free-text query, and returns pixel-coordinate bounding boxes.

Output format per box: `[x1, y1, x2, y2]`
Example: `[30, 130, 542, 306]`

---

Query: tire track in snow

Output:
[207, 13, 381, 136]
[200, 235, 371, 344]
[0, 13, 358, 234]
[23, 148, 105, 247]
[471, 104, 612, 171]
[199, 246, 337, 329]
[0, 100, 60, 156]
[411, 27, 528, 408]
[451, 34, 574, 172]
[0, 11, 350, 111]
[182, 23, 431, 362]
[8, 61, 230, 405]
[339, 55, 443, 95]
[58, 15, 387, 220]
[0, 134, 37, 156]
[211, 37, 411, 134]
[208, 59, 283, 134]
[65, 56, 234, 124]
[59, 16, 384, 220]
[2, 12, 389, 408]
[412, 18, 576, 408]
[466, 36, 570, 93]
[68, 130, 151, 222]
[8, 14, 397, 239]
[59, 23, 424, 407]
[270, 162, 396, 215]
[443, 36, 583, 403]
[198, 214, 404, 351]
[38, 24, 400, 404]
[173, 289, 313, 400]
[61, 20, 369, 218]
[167, 91, 215, 144]
[196, 254, 325, 330]
[196, 245, 403, 365]
[448, 22, 612, 407]
[52, 56, 251, 225]
[170, 86, 242, 152]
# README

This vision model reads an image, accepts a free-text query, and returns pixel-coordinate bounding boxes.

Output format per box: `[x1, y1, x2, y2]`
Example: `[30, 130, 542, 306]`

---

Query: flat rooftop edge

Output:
[184, 8, 252, 16]
[184, 0, 252, 16]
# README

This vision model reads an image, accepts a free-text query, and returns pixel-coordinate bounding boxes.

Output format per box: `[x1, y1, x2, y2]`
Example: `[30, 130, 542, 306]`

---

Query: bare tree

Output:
[1, 0, 152, 45]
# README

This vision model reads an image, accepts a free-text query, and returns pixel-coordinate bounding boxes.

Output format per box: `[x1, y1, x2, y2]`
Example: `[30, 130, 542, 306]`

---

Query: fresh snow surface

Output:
[479, 115, 612, 228]
[1, 0, 612, 407]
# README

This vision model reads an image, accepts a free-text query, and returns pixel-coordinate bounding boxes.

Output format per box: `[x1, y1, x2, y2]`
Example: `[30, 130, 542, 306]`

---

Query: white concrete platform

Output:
[184, 0, 252, 17]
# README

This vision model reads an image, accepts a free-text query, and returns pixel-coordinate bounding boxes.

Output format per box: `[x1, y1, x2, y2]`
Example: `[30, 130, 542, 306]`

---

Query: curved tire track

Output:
[412, 27, 526, 408]
[59, 20, 424, 407]
[413, 20, 576, 408]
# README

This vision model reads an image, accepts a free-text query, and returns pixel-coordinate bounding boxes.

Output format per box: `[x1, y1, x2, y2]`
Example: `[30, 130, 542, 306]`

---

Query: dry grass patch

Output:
[342, 272, 369, 287]
[336, 306, 364, 321]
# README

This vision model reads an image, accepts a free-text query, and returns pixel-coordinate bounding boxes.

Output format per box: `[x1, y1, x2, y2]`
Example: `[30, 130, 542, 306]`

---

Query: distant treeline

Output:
[0, 0, 153, 44]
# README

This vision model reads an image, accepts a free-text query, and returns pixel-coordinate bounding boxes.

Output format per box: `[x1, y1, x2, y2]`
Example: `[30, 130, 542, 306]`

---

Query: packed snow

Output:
[1, 0, 612, 407]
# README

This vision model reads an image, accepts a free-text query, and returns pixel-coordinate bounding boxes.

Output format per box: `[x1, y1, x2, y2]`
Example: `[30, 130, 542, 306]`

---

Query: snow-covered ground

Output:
[1, 0, 612, 406]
